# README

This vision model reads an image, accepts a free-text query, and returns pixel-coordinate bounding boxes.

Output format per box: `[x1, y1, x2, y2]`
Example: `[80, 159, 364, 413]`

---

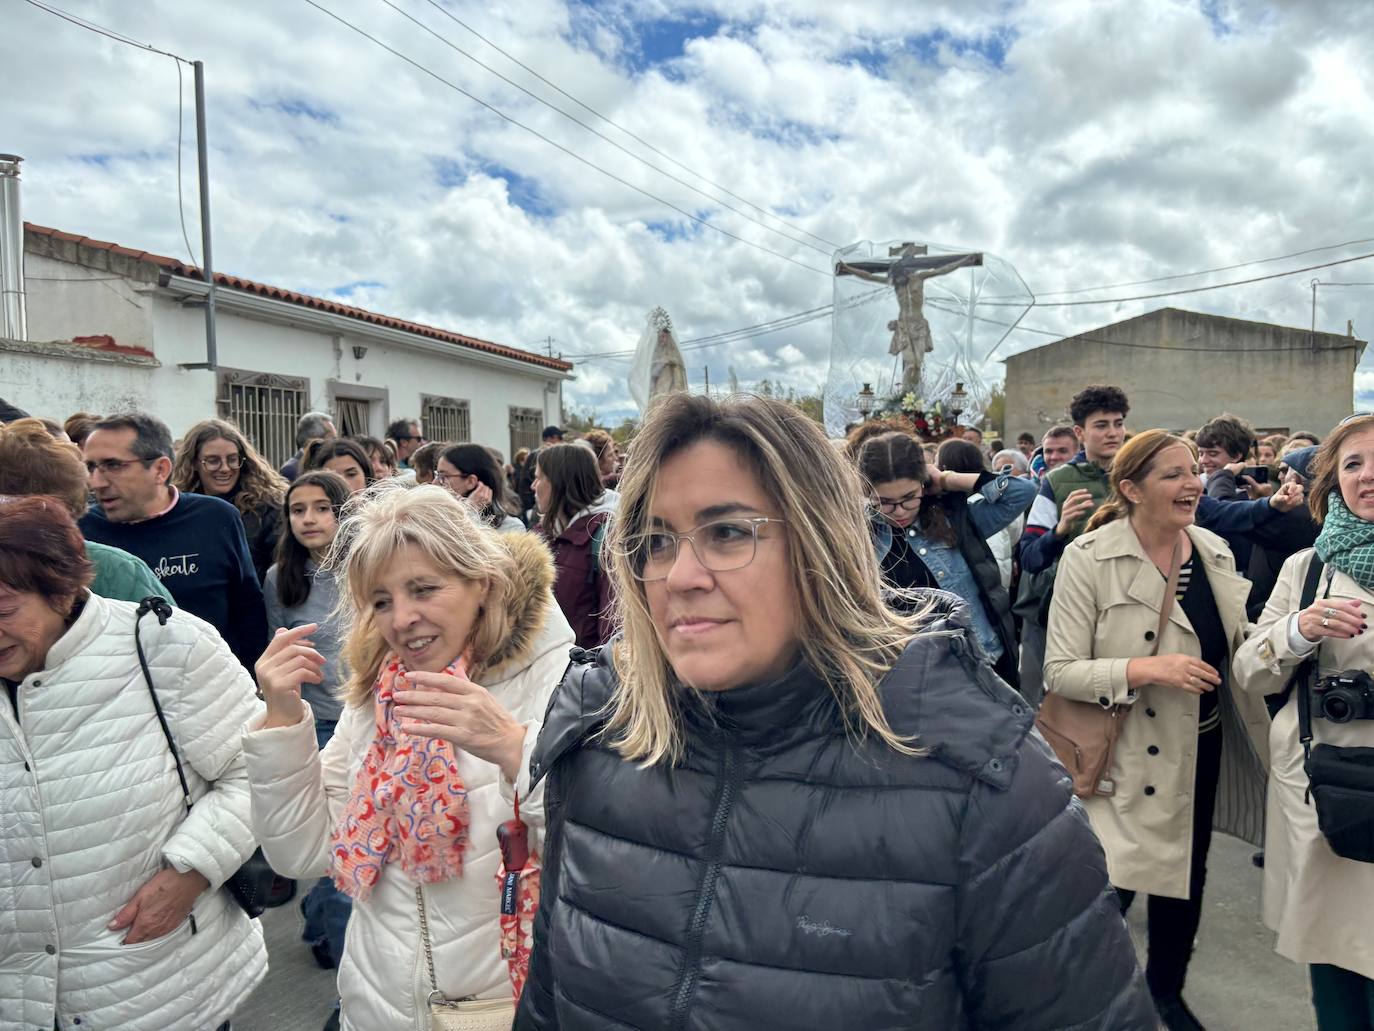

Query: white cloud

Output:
[3, 0, 1371, 426]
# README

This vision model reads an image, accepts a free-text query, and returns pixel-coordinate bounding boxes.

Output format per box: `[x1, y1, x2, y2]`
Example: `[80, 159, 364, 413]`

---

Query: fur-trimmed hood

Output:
[481, 530, 575, 682]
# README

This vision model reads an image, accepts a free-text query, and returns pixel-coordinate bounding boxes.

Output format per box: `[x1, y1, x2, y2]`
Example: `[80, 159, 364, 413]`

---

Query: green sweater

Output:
[86, 540, 175, 606]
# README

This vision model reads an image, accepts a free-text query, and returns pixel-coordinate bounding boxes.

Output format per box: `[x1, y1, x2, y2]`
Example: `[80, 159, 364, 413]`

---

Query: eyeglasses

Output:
[625, 517, 785, 582]
[398, 434, 425, 443]
[199, 453, 242, 471]
[873, 490, 923, 514]
[84, 457, 153, 476]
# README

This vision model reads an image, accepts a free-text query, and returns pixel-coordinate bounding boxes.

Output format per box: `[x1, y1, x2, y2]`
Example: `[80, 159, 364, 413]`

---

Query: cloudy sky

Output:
[5, 0, 1373, 422]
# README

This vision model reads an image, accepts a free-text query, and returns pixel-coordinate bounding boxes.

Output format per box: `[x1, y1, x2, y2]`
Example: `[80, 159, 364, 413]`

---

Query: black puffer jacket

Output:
[515, 595, 1154, 1031]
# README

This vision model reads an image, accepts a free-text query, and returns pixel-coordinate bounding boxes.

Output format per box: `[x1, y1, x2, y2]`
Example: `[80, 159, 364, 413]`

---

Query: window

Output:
[423, 394, 471, 445]
[336, 397, 371, 437]
[216, 369, 308, 468]
[509, 406, 542, 458]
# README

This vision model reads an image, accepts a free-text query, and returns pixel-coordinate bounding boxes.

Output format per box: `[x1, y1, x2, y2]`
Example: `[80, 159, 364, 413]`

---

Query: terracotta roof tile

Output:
[24, 223, 573, 373]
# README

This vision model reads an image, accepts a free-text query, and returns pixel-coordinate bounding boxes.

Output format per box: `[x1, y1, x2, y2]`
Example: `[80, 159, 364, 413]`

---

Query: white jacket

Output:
[244, 533, 575, 1031]
[0, 593, 267, 1031]
[1233, 550, 1374, 980]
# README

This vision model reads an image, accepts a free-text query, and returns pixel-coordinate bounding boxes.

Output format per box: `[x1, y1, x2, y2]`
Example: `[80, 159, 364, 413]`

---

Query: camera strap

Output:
[1295, 554, 1332, 762]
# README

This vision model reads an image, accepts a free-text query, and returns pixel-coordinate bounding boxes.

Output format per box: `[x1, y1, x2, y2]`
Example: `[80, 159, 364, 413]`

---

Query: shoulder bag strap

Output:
[134, 597, 192, 814]
[1150, 537, 1185, 657]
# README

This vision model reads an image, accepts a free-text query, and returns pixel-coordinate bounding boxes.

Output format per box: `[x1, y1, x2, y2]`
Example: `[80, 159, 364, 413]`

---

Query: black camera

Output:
[1241, 465, 1271, 484]
[1314, 670, 1374, 723]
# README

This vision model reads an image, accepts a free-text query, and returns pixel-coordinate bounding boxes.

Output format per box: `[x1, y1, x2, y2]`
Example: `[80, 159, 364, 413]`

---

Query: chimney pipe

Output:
[0, 154, 25, 341]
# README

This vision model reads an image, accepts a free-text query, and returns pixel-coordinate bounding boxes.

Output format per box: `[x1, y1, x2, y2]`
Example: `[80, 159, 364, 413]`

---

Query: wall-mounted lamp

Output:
[352, 344, 369, 360]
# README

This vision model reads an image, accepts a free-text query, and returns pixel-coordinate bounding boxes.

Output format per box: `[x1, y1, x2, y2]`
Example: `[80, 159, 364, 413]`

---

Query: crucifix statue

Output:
[835, 243, 982, 393]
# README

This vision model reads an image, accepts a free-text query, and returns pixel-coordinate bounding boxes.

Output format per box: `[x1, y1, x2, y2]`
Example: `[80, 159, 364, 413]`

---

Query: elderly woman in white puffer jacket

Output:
[0, 496, 266, 1031]
[243, 484, 574, 1031]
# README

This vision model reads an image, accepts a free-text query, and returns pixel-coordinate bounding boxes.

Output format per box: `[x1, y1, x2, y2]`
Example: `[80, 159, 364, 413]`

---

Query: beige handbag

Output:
[1037, 537, 1182, 799]
[417, 885, 516, 1031]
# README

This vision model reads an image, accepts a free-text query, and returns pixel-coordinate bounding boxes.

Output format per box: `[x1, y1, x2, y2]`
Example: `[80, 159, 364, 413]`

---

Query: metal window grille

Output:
[216, 370, 308, 468]
[336, 397, 371, 437]
[422, 395, 471, 445]
[509, 406, 542, 458]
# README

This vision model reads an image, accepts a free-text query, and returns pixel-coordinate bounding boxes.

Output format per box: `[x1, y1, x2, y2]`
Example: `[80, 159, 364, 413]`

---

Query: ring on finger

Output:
[1324, 607, 1337, 618]
[1321, 617, 1331, 628]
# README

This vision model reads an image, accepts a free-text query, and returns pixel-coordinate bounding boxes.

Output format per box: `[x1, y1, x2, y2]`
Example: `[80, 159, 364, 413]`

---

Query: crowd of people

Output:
[0, 383, 1371, 1031]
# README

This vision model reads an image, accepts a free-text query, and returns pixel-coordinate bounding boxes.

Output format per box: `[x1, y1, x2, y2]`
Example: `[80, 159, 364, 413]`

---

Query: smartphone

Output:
[1242, 466, 1270, 484]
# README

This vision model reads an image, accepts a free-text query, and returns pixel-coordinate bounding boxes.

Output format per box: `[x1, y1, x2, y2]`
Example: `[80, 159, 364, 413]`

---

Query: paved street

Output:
[233, 832, 1315, 1031]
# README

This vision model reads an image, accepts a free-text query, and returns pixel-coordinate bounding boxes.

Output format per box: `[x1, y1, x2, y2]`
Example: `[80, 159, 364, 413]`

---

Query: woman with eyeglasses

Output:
[436, 444, 527, 534]
[853, 427, 1035, 687]
[172, 419, 288, 583]
[514, 393, 1153, 1031]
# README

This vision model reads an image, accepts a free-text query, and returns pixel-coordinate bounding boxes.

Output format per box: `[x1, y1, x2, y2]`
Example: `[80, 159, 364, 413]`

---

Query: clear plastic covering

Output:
[822, 239, 1034, 437]
[628, 306, 688, 413]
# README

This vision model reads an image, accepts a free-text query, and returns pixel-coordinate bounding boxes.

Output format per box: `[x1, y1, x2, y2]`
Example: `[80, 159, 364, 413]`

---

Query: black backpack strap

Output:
[134, 597, 192, 813]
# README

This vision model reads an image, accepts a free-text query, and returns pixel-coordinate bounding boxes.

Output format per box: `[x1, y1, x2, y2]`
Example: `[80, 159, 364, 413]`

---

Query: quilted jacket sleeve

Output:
[157, 621, 266, 889]
[242, 702, 365, 879]
[954, 731, 1156, 1029]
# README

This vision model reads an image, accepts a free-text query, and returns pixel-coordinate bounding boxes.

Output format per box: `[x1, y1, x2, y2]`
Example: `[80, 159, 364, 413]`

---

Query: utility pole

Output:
[545, 335, 555, 357]
[1311, 278, 1319, 353]
[180, 60, 218, 370]
[703, 366, 710, 395]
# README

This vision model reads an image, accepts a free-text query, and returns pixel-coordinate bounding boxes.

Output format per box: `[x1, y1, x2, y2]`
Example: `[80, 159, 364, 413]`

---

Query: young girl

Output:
[261, 469, 353, 977]
[264, 470, 351, 742]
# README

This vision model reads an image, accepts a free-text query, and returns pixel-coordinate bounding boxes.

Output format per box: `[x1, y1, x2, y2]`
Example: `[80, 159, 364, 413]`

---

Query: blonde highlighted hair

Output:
[1084, 429, 1197, 533]
[326, 481, 519, 708]
[604, 393, 926, 766]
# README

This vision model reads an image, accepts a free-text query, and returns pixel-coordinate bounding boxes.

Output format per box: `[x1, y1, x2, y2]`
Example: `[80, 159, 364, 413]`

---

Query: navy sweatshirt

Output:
[80, 491, 268, 671]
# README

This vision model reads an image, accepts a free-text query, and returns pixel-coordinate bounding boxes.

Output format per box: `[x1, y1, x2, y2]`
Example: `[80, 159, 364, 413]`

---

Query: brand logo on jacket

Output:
[796, 915, 852, 938]
[153, 553, 200, 578]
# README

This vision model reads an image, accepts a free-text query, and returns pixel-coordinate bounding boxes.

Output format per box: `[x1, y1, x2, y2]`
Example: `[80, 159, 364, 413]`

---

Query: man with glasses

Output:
[79, 412, 267, 672]
[385, 417, 425, 480]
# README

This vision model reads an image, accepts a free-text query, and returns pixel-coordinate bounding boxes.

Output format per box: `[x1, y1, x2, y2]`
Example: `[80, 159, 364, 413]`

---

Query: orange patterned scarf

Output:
[330, 654, 471, 900]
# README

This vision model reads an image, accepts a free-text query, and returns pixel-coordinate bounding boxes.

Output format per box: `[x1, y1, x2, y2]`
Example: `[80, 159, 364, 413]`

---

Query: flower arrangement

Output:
[873, 392, 949, 440]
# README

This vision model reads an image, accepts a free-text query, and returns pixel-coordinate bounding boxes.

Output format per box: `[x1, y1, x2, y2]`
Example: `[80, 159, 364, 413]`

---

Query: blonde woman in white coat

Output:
[1233, 415, 1374, 1030]
[243, 483, 574, 1031]
[0, 496, 266, 1031]
[1044, 430, 1271, 1031]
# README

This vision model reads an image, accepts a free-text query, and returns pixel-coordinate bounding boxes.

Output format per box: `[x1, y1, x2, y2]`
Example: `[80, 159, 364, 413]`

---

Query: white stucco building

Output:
[2, 222, 571, 465]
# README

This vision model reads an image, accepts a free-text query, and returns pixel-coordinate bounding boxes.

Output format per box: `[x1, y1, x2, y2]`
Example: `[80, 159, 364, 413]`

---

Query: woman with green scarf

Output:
[1235, 414, 1374, 1031]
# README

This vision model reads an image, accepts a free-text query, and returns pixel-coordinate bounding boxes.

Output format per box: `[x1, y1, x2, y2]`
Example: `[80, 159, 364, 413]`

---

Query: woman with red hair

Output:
[0, 496, 266, 1030]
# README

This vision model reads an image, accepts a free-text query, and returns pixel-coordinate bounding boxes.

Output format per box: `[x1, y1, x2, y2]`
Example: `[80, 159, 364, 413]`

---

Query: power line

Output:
[1010, 235, 1374, 299]
[413, 0, 840, 252]
[989, 251, 1374, 308]
[303, 0, 830, 278]
[377, 0, 831, 257]
[21, 0, 191, 63]
[564, 288, 892, 363]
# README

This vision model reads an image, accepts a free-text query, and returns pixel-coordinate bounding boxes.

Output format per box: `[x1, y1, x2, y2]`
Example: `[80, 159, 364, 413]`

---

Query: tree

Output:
[611, 417, 639, 444]
[985, 386, 1006, 438]
[563, 405, 601, 435]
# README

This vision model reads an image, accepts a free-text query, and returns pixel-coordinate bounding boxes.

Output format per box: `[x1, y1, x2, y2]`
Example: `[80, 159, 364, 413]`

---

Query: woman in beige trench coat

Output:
[1233, 414, 1374, 1030]
[1045, 430, 1271, 1031]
